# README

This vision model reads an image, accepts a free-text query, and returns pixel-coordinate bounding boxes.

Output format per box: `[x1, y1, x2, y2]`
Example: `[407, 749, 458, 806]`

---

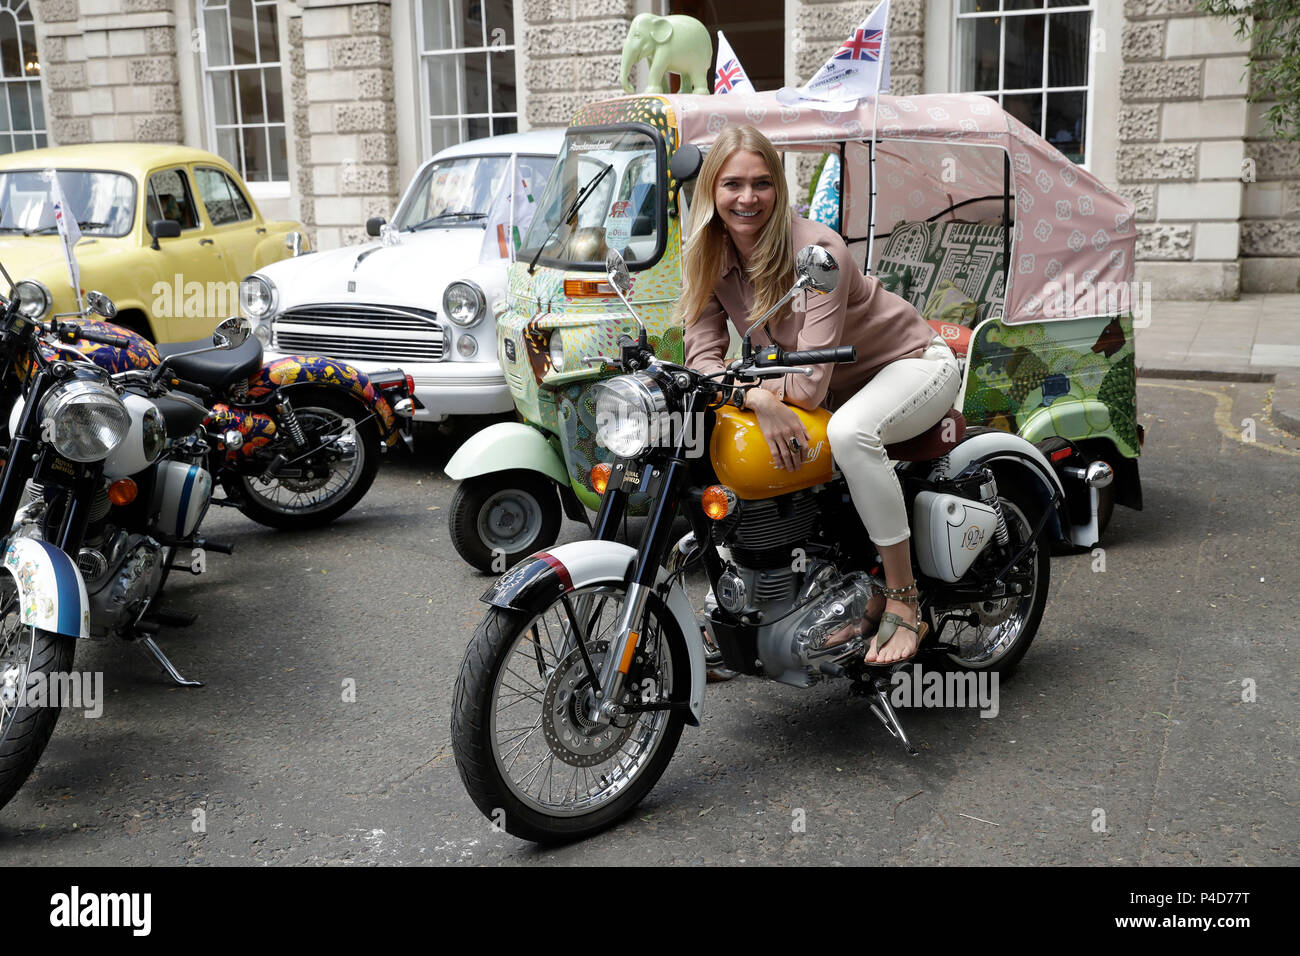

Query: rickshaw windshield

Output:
[519, 125, 664, 272]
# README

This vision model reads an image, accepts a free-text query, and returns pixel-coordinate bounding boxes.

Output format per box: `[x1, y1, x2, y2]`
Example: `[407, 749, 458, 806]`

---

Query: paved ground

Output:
[0, 376, 1295, 865]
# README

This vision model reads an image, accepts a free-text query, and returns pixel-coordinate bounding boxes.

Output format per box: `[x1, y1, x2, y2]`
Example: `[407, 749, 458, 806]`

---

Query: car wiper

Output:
[527, 162, 613, 275]
[29, 220, 110, 234]
[406, 211, 487, 231]
[0, 226, 28, 233]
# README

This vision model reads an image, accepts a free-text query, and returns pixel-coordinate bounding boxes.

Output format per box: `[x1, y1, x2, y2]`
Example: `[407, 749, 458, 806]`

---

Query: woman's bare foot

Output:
[863, 596, 923, 663]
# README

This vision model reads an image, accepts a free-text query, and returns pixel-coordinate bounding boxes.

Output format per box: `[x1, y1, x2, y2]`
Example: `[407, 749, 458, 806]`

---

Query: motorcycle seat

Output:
[150, 392, 210, 438]
[886, 408, 966, 462]
[155, 336, 264, 391]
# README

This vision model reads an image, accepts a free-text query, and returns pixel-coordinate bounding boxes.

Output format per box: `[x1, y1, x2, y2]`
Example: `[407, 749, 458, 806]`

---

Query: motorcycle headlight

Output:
[594, 372, 669, 459]
[39, 380, 131, 462]
[240, 275, 277, 319]
[13, 279, 52, 320]
[549, 333, 565, 371]
[142, 405, 165, 461]
[443, 281, 485, 327]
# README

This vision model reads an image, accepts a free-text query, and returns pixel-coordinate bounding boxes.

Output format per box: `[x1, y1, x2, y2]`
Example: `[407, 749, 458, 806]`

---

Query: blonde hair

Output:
[677, 125, 794, 330]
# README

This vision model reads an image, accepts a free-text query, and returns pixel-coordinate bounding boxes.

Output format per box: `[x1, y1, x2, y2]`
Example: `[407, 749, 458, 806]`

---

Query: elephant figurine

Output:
[620, 13, 712, 95]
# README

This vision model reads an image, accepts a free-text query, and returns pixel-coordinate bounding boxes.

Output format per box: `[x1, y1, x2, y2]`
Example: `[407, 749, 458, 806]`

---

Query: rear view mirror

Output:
[212, 316, 252, 349]
[795, 244, 839, 294]
[85, 290, 117, 319]
[669, 144, 703, 184]
[366, 217, 386, 237]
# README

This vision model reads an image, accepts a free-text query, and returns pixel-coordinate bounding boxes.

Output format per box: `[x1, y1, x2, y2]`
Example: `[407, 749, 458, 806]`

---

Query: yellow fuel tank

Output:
[710, 404, 834, 500]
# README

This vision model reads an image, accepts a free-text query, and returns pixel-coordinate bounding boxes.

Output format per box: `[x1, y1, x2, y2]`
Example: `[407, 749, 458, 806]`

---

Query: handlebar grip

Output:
[166, 377, 213, 402]
[63, 326, 129, 349]
[783, 346, 857, 366]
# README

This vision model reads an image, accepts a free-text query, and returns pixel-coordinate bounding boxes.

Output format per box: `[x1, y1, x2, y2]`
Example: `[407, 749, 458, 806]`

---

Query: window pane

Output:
[466, 115, 490, 140]
[12, 132, 30, 151]
[464, 52, 488, 114]
[428, 118, 459, 155]
[34, 133, 45, 147]
[204, 5, 232, 67]
[492, 116, 518, 136]
[426, 53, 461, 115]
[30, 82, 42, 128]
[483, 0, 513, 44]
[264, 66, 283, 121]
[242, 126, 270, 181]
[1003, 92, 1043, 134]
[8, 84, 28, 129]
[0, 98, 9, 131]
[461, 0, 486, 48]
[1003, 13, 1045, 89]
[268, 125, 287, 181]
[956, 16, 1001, 91]
[238, 68, 264, 124]
[490, 49, 515, 113]
[231, 0, 258, 65]
[0, 16, 20, 79]
[1046, 90, 1086, 160]
[217, 127, 240, 171]
[210, 70, 236, 124]
[256, 1, 280, 62]
[1004, 0, 1042, 9]
[20, 24, 37, 74]
[1048, 11, 1090, 87]
[421, 0, 455, 49]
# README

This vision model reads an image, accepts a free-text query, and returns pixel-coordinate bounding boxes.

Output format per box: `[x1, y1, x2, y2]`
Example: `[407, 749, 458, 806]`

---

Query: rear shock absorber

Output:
[262, 398, 308, 481]
[978, 469, 1011, 547]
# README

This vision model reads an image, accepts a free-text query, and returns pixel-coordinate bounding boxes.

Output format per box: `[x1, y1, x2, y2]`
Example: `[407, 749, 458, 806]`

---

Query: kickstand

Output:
[867, 675, 918, 756]
[138, 637, 203, 687]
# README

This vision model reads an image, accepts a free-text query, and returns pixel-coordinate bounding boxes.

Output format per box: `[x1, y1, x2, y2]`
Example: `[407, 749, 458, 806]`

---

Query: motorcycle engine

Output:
[82, 528, 164, 640]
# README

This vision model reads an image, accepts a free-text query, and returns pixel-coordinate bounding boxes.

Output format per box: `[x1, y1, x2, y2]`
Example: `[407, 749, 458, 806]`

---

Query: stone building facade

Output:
[20, 0, 1300, 295]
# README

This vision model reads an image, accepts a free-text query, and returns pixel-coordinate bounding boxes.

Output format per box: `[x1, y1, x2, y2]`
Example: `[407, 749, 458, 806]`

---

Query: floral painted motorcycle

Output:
[445, 90, 1141, 570]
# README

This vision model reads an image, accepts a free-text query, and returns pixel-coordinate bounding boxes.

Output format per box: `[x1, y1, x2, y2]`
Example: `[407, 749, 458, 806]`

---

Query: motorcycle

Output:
[0, 277, 241, 810]
[451, 248, 1112, 843]
[40, 321, 418, 531]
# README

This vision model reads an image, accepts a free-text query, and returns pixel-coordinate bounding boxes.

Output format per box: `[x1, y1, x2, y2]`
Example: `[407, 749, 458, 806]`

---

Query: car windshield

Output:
[519, 127, 662, 271]
[0, 170, 136, 237]
[396, 154, 556, 231]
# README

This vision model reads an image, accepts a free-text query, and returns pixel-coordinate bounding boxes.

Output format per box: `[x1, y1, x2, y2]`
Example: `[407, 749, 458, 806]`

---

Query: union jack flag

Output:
[833, 28, 882, 62]
[714, 59, 743, 94]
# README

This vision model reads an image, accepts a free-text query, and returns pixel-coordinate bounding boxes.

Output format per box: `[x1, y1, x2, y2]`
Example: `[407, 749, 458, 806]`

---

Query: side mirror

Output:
[365, 217, 386, 237]
[604, 248, 632, 297]
[284, 231, 306, 256]
[795, 244, 839, 294]
[85, 290, 117, 319]
[212, 316, 252, 349]
[669, 144, 703, 184]
[150, 219, 181, 250]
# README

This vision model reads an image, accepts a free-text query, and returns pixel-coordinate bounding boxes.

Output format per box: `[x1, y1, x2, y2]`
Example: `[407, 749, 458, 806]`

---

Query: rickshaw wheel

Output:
[450, 470, 562, 572]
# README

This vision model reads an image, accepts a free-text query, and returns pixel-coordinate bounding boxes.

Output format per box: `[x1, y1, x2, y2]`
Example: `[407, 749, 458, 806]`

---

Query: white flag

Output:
[480, 155, 540, 264]
[776, 0, 890, 107]
[713, 31, 756, 95]
[48, 169, 82, 308]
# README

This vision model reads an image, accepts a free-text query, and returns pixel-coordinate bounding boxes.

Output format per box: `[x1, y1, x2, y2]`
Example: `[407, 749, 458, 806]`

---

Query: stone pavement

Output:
[1136, 293, 1300, 435]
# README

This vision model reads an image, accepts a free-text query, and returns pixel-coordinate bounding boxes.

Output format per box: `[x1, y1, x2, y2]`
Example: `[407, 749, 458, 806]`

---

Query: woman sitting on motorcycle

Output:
[681, 125, 961, 664]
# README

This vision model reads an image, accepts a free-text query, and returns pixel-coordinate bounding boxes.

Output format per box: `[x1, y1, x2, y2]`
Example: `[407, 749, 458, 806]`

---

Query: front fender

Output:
[3, 538, 90, 639]
[445, 421, 570, 486]
[481, 540, 706, 726]
[944, 429, 1070, 545]
[251, 355, 399, 445]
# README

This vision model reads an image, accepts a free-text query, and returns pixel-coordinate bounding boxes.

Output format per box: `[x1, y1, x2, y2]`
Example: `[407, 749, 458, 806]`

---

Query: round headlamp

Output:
[443, 281, 485, 327]
[240, 274, 277, 319]
[594, 372, 669, 459]
[548, 333, 565, 372]
[39, 380, 131, 462]
[13, 279, 52, 320]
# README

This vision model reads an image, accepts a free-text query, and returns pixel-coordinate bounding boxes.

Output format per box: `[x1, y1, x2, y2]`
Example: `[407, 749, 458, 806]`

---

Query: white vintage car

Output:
[238, 129, 562, 421]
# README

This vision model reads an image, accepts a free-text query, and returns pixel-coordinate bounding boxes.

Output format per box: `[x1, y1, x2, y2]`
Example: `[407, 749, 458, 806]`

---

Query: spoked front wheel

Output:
[929, 494, 1050, 675]
[451, 583, 688, 843]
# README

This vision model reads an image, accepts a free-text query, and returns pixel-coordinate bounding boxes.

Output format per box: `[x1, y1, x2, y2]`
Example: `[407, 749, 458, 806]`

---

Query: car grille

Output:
[272, 304, 444, 362]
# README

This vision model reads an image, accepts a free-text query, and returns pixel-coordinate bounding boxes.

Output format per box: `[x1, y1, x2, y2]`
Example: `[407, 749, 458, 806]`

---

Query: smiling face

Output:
[712, 149, 777, 252]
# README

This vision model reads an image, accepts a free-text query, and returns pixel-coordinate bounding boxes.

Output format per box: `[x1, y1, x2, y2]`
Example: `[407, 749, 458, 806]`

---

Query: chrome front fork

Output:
[587, 580, 653, 723]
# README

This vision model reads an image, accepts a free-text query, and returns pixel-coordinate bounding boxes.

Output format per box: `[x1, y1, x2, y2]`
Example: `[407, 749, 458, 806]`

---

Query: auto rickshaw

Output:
[445, 91, 1141, 571]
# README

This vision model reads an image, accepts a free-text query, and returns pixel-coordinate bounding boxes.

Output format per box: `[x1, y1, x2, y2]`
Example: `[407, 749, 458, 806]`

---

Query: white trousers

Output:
[826, 338, 962, 546]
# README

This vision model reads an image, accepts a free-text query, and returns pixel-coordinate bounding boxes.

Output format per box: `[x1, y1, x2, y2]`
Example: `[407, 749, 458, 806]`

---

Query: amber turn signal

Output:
[701, 485, 735, 521]
[564, 279, 614, 297]
[108, 478, 138, 506]
[591, 462, 612, 495]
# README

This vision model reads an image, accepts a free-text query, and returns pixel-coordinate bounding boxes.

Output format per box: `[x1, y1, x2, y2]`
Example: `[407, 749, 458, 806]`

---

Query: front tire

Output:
[449, 470, 562, 572]
[234, 390, 382, 530]
[929, 492, 1051, 676]
[0, 574, 76, 811]
[452, 583, 688, 843]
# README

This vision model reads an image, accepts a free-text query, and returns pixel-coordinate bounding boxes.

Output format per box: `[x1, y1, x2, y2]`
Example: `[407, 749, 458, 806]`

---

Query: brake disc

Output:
[541, 641, 638, 768]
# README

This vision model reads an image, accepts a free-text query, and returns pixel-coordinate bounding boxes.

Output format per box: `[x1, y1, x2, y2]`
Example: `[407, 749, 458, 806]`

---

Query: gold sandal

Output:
[864, 582, 927, 667]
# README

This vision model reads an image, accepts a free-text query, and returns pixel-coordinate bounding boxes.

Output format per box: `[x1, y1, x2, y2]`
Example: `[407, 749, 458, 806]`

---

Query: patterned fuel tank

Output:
[710, 405, 834, 500]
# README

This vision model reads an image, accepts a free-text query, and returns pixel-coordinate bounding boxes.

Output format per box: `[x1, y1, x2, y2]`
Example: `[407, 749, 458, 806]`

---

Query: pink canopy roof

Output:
[664, 91, 1136, 325]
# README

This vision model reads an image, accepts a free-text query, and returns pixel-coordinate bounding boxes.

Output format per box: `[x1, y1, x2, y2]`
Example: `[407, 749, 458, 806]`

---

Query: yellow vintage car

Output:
[0, 144, 308, 343]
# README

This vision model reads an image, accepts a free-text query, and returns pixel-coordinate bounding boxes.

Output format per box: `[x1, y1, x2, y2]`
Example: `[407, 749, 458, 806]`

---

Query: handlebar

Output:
[783, 346, 858, 366]
[49, 322, 129, 349]
[161, 376, 213, 402]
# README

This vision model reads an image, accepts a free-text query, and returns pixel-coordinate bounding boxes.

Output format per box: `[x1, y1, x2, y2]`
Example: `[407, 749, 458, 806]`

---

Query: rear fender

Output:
[481, 540, 706, 726]
[249, 355, 399, 445]
[942, 429, 1070, 545]
[2, 537, 90, 639]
